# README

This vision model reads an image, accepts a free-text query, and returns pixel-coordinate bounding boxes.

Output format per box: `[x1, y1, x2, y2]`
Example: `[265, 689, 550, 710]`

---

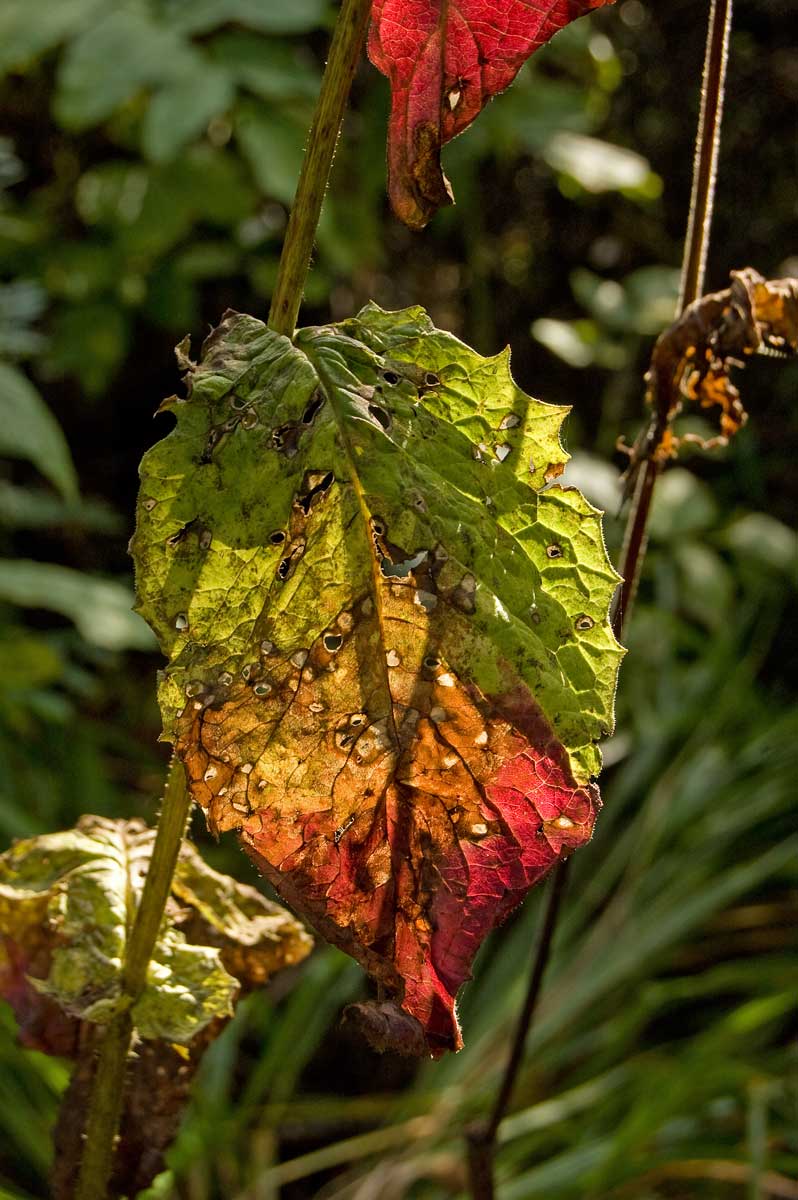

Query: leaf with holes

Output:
[131, 304, 623, 1054]
[368, 0, 616, 229]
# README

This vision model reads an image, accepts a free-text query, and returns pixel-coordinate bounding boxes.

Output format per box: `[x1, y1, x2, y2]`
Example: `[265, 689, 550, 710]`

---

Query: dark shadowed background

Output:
[0, 1, 796, 1196]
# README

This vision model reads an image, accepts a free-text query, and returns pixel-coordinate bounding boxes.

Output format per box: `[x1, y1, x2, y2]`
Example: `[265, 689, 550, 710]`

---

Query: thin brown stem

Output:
[467, 5, 734, 1196]
[268, 0, 372, 336]
[679, 0, 734, 311]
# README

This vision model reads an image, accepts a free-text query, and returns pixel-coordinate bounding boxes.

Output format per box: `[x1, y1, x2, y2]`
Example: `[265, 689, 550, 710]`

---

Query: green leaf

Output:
[542, 132, 660, 196]
[54, 7, 197, 130]
[236, 101, 311, 205]
[131, 305, 622, 1051]
[0, 560, 153, 651]
[163, 0, 330, 37]
[0, 816, 312, 1045]
[0, 363, 78, 501]
[142, 63, 235, 163]
[0, 0, 105, 76]
[208, 33, 321, 102]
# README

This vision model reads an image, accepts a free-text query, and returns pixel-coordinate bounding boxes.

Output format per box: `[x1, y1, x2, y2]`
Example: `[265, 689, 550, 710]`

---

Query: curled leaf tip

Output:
[368, 0, 617, 228]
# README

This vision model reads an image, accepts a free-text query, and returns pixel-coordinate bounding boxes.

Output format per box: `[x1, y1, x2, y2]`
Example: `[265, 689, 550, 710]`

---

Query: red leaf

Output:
[188, 673, 599, 1056]
[368, 0, 616, 229]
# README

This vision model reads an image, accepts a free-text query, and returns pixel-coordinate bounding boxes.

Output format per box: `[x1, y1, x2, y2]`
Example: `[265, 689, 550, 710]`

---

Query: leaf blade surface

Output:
[368, 0, 616, 228]
[132, 307, 622, 1051]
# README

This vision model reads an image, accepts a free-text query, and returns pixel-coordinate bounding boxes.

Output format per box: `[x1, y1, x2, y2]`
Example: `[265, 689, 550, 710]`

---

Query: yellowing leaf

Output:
[0, 814, 311, 1049]
[131, 306, 623, 1052]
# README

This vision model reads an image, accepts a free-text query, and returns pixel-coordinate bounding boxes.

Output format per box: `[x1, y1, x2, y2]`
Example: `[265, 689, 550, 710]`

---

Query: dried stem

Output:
[468, 3, 733, 1195]
[73, 759, 191, 1200]
[268, 0, 372, 336]
[612, 0, 733, 632]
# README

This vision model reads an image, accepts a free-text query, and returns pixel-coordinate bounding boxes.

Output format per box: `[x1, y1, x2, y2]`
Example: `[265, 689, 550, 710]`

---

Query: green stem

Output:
[268, 0, 372, 337]
[73, 759, 191, 1200]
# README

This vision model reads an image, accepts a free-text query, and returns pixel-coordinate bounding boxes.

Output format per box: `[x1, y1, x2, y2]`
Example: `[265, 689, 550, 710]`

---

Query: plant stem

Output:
[74, 759, 191, 1200]
[268, 0, 372, 337]
[466, 861, 570, 1199]
[613, 0, 732, 632]
[467, 4, 733, 1195]
[679, 0, 734, 312]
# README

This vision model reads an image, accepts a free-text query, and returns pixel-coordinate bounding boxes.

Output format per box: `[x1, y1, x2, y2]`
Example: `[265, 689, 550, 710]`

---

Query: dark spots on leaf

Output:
[323, 633, 343, 652]
[296, 470, 335, 516]
[368, 403, 392, 431]
[546, 544, 563, 559]
[575, 614, 595, 631]
[302, 391, 325, 425]
[276, 540, 305, 582]
[167, 525, 190, 547]
[272, 422, 303, 457]
[334, 815, 355, 845]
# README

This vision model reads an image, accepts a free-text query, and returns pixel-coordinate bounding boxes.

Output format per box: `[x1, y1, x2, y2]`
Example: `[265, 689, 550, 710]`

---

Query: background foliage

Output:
[0, 0, 796, 1196]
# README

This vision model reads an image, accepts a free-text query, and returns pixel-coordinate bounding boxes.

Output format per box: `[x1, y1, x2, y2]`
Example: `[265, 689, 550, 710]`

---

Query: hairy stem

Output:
[73, 760, 191, 1200]
[468, 4, 733, 1196]
[268, 0, 372, 336]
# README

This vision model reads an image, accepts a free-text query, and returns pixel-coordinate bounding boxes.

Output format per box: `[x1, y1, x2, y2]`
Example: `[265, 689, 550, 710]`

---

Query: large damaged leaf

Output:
[0, 814, 312, 1050]
[131, 305, 623, 1053]
[368, 0, 616, 229]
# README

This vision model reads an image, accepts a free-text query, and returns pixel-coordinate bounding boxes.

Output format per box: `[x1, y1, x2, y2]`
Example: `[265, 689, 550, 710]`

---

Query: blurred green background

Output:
[1, 0, 796, 1196]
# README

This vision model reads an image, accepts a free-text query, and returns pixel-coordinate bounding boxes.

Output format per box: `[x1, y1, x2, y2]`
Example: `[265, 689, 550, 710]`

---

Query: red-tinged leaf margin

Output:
[368, 0, 616, 229]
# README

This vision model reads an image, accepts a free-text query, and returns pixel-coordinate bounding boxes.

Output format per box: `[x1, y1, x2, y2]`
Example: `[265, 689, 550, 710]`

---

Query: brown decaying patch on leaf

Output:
[52, 1020, 225, 1200]
[620, 269, 798, 487]
[179, 575, 599, 1055]
[0, 816, 311, 1196]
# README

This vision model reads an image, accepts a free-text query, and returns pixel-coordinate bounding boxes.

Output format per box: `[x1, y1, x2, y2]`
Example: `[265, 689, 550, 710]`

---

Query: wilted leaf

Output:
[368, 0, 616, 229]
[0, 814, 312, 1049]
[131, 305, 622, 1053]
[621, 269, 798, 488]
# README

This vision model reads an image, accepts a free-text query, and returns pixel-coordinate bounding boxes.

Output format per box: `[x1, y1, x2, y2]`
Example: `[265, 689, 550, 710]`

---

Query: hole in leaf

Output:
[324, 633, 343, 652]
[270, 530, 286, 544]
[368, 403, 392, 431]
[381, 369, 400, 386]
[546, 544, 563, 559]
[302, 391, 325, 424]
[380, 548, 428, 578]
[575, 614, 595, 631]
[297, 470, 335, 516]
[424, 372, 440, 387]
